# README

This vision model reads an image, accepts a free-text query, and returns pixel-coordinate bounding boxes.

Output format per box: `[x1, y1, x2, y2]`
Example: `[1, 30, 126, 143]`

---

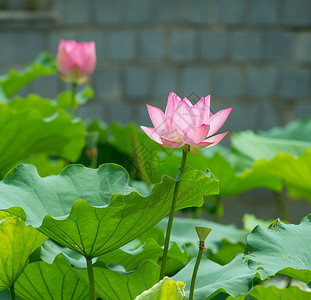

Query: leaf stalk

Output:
[10, 284, 16, 300]
[86, 257, 96, 300]
[159, 145, 189, 280]
[70, 82, 77, 119]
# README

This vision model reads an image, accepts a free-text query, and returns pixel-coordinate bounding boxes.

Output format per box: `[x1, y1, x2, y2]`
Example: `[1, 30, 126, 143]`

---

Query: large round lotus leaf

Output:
[231, 130, 311, 164]
[244, 215, 311, 283]
[0, 211, 47, 291]
[252, 149, 311, 202]
[15, 254, 89, 300]
[0, 163, 218, 258]
[260, 117, 311, 143]
[0, 52, 56, 99]
[0, 97, 85, 178]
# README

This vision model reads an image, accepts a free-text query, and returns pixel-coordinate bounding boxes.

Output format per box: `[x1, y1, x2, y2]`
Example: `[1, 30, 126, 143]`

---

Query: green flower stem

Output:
[70, 82, 77, 119]
[189, 242, 204, 300]
[10, 284, 16, 300]
[86, 257, 96, 300]
[159, 145, 189, 280]
[274, 191, 287, 221]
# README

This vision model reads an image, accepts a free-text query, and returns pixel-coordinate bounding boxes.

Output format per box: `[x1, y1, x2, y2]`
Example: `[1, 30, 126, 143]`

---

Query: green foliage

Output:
[0, 164, 218, 258]
[72, 260, 161, 300]
[0, 53, 56, 100]
[252, 149, 311, 201]
[15, 254, 89, 300]
[260, 116, 311, 142]
[101, 239, 189, 276]
[231, 130, 311, 168]
[0, 211, 47, 291]
[244, 215, 311, 283]
[0, 96, 85, 178]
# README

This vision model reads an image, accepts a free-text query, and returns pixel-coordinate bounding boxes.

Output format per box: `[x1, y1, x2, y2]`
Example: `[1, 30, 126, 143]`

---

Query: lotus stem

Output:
[70, 82, 77, 119]
[86, 257, 96, 300]
[10, 284, 16, 300]
[189, 241, 204, 300]
[159, 145, 189, 280]
[274, 191, 287, 221]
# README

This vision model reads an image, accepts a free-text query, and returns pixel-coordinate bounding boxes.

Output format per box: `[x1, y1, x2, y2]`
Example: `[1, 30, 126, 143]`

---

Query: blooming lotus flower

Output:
[141, 92, 232, 153]
[56, 39, 96, 84]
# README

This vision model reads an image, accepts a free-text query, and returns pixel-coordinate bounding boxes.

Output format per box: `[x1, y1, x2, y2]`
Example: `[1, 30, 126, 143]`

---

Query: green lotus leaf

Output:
[40, 239, 97, 269]
[260, 117, 311, 143]
[101, 238, 188, 275]
[0, 52, 56, 99]
[137, 226, 165, 247]
[243, 214, 273, 232]
[0, 163, 218, 258]
[0, 211, 47, 291]
[231, 130, 311, 167]
[207, 239, 246, 266]
[23, 154, 66, 178]
[14, 254, 89, 300]
[252, 149, 311, 201]
[0, 97, 85, 178]
[71, 260, 160, 300]
[157, 217, 247, 263]
[173, 254, 268, 299]
[40, 237, 187, 276]
[9, 94, 58, 117]
[135, 277, 185, 300]
[244, 215, 311, 284]
[227, 285, 311, 300]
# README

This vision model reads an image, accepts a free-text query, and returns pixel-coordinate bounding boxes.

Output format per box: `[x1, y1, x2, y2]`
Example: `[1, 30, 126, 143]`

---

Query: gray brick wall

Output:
[0, 0, 310, 133]
[201, 30, 227, 60]
[139, 30, 165, 61]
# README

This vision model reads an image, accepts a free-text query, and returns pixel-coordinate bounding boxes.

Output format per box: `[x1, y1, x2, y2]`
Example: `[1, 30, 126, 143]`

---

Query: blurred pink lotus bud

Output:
[141, 92, 232, 153]
[56, 39, 96, 84]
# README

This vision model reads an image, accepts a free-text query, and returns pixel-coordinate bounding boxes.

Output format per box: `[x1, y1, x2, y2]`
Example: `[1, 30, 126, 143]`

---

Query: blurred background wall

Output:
[0, 0, 310, 132]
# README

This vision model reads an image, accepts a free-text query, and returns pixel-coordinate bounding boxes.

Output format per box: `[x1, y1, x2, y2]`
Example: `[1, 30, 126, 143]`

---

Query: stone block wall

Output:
[0, 0, 310, 132]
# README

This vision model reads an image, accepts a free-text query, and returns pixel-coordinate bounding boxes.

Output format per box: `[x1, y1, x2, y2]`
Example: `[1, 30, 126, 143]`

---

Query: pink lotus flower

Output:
[56, 40, 96, 84]
[141, 92, 232, 153]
